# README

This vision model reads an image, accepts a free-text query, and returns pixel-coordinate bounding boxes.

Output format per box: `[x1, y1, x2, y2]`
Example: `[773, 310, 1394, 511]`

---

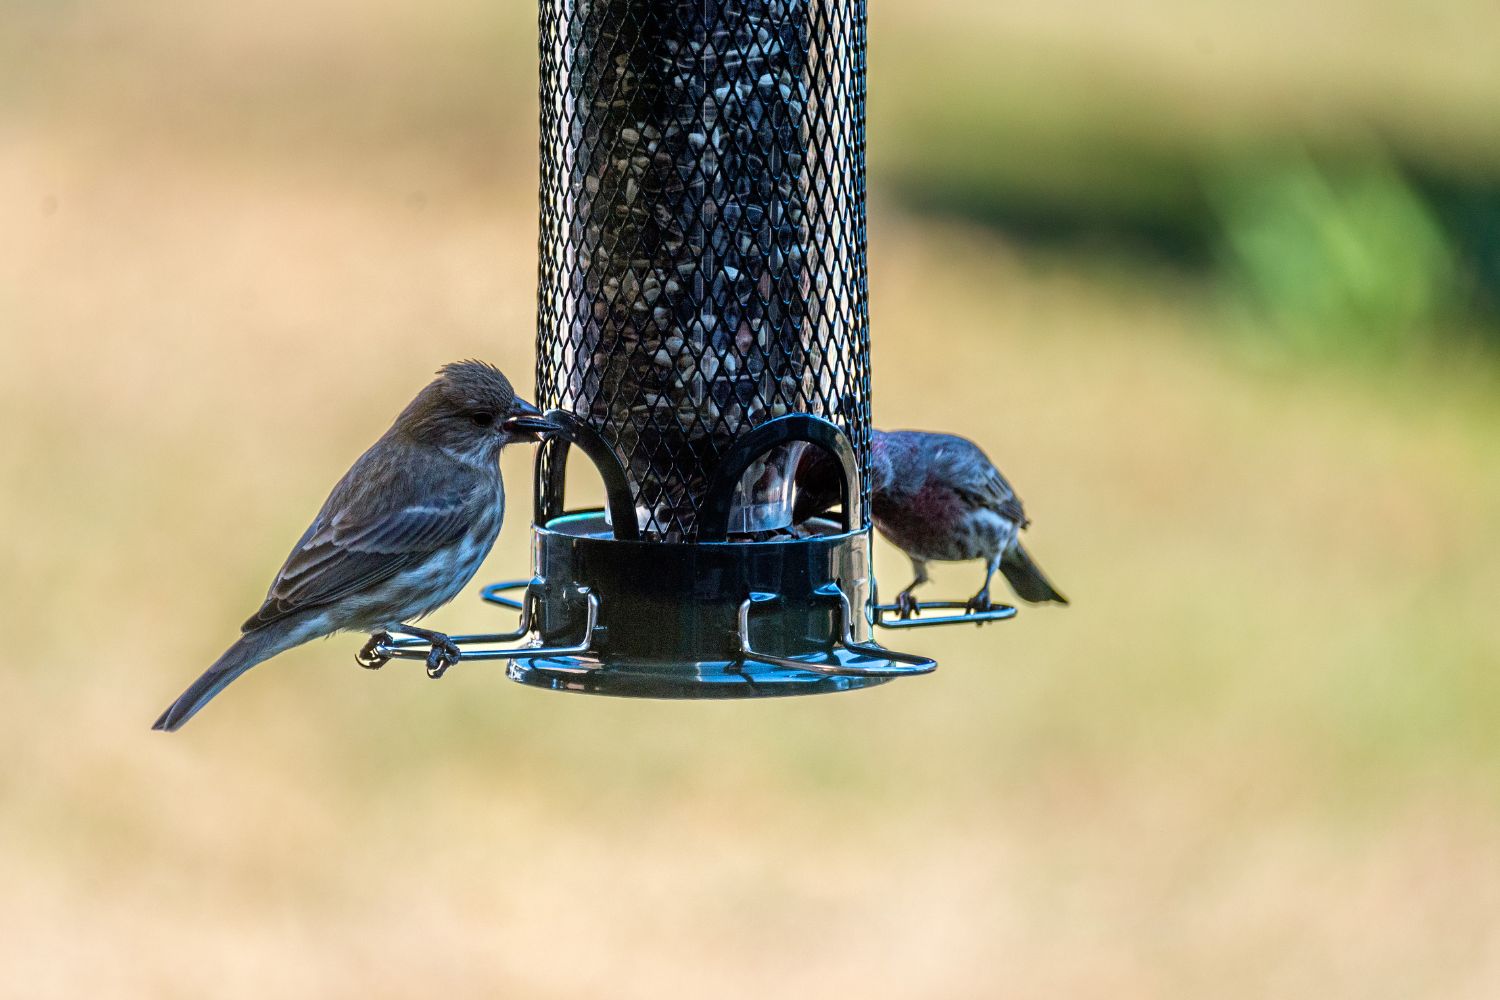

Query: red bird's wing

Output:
[942, 441, 1029, 528]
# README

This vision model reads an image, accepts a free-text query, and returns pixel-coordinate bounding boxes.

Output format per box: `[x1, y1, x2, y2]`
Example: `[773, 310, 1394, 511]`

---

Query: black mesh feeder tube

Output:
[399, 0, 991, 696]
[537, 0, 867, 539]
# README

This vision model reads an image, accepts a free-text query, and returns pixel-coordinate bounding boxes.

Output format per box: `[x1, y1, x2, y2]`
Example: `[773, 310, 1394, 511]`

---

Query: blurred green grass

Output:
[6, 1, 1500, 997]
[874, 1, 1500, 346]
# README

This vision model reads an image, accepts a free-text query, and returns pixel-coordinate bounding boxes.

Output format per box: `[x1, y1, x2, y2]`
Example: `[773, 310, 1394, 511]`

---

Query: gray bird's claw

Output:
[895, 591, 920, 619]
[425, 639, 463, 680]
[357, 633, 392, 670]
[965, 593, 994, 619]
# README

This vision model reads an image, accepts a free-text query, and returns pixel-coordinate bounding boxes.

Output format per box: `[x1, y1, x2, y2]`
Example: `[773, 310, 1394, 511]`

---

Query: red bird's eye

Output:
[470, 411, 495, 428]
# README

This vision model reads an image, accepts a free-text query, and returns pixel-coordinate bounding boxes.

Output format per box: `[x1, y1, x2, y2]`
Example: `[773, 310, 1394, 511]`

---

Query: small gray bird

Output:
[152, 361, 554, 732]
[794, 429, 1067, 616]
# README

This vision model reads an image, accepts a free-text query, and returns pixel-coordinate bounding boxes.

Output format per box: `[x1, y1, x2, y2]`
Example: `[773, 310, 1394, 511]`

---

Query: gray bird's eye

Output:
[469, 411, 496, 428]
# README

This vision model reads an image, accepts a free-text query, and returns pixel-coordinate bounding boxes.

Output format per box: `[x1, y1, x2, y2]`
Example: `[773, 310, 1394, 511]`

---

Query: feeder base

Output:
[507, 511, 933, 699]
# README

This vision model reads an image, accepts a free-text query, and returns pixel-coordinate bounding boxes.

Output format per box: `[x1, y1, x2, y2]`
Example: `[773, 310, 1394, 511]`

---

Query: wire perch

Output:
[738, 585, 936, 676]
[872, 598, 1019, 630]
[356, 581, 599, 679]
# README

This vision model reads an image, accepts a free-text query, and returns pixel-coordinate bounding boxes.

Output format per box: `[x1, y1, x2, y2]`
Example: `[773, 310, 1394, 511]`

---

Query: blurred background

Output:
[5, 0, 1500, 996]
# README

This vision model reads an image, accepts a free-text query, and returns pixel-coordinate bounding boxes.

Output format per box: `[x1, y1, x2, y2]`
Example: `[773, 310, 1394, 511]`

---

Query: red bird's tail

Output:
[1000, 545, 1068, 605]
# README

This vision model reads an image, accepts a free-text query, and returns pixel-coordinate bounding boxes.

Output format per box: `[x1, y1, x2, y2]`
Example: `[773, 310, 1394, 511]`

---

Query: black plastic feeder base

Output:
[510, 512, 933, 699]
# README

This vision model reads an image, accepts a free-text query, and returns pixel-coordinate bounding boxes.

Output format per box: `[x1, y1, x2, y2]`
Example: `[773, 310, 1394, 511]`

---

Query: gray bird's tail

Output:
[1001, 544, 1069, 605]
[152, 629, 286, 732]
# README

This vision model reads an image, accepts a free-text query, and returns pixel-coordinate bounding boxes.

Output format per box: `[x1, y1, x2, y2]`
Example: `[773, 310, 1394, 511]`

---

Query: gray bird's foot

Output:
[357, 633, 393, 670]
[425, 636, 463, 680]
[895, 590, 921, 620]
[965, 591, 994, 620]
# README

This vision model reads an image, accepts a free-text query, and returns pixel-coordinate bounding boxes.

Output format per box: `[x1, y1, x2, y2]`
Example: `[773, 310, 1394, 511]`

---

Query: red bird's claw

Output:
[356, 634, 392, 670]
[425, 641, 462, 680]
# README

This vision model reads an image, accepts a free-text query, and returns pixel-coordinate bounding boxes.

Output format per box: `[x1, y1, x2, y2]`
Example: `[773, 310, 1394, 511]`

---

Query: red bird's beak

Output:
[502, 400, 562, 440]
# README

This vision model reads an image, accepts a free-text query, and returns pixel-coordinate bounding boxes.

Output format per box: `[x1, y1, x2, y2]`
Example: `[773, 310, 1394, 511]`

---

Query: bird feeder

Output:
[370, 0, 1016, 694]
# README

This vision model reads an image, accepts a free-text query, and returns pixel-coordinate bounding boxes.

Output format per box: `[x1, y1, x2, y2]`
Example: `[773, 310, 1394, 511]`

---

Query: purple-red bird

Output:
[152, 361, 555, 732]
[795, 429, 1067, 615]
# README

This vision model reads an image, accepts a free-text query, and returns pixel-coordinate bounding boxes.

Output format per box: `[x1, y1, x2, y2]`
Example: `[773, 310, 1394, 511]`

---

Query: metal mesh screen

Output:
[536, 0, 871, 541]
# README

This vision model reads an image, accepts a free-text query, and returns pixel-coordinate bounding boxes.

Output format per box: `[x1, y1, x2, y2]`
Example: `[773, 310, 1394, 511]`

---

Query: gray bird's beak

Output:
[502, 400, 562, 440]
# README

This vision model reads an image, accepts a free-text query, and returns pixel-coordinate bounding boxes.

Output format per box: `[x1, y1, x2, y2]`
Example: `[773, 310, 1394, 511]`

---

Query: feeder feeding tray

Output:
[362, 0, 1016, 697]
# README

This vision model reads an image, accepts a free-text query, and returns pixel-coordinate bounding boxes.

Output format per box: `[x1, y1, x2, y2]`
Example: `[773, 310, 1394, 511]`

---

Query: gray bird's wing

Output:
[936, 437, 1029, 527]
[241, 442, 489, 631]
